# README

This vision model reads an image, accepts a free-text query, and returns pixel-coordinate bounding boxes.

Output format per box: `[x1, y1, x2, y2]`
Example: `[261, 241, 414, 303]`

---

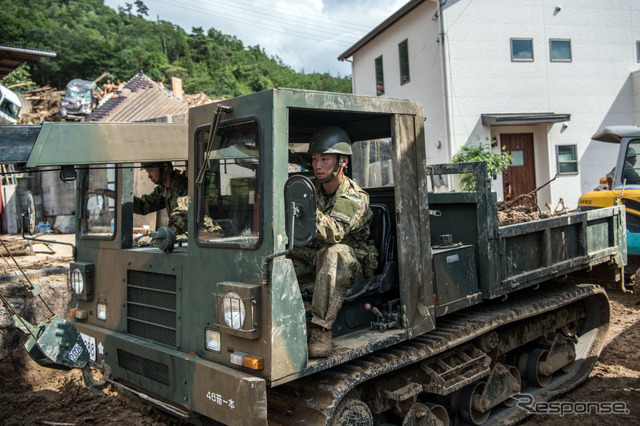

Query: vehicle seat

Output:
[345, 203, 398, 301]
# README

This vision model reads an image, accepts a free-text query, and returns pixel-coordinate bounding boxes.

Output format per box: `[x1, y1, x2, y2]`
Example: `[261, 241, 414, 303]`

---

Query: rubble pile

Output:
[15, 78, 222, 125]
[17, 86, 65, 124]
[183, 91, 224, 107]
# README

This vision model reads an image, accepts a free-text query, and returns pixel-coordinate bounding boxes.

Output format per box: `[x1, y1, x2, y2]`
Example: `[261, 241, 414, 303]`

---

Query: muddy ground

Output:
[0, 235, 638, 425]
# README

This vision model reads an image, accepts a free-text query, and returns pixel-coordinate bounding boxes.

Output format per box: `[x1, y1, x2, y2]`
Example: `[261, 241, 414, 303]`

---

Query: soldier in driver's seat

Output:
[290, 126, 378, 358]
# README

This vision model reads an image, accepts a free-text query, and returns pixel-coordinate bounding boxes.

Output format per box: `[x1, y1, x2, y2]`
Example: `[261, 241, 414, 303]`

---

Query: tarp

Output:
[65, 79, 96, 91]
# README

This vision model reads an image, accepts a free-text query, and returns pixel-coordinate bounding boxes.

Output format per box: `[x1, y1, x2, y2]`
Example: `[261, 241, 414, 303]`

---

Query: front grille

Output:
[117, 349, 170, 386]
[127, 270, 177, 347]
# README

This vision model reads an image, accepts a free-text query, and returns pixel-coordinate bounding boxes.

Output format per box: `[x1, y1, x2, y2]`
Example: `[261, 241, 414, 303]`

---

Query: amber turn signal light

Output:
[243, 355, 263, 370]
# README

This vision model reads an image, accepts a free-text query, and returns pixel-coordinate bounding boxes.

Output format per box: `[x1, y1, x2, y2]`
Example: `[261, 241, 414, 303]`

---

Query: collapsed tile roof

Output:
[86, 71, 188, 123]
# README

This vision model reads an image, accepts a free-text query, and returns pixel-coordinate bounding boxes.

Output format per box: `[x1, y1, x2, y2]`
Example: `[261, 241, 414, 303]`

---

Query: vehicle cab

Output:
[0, 84, 21, 124]
[27, 91, 434, 424]
[578, 126, 640, 255]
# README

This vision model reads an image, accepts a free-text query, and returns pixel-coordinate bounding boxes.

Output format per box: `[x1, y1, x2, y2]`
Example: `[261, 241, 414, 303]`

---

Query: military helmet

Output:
[307, 126, 353, 155]
[140, 161, 170, 170]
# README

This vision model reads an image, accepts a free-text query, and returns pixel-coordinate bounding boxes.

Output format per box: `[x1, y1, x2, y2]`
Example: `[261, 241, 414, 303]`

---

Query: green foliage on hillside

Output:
[0, 0, 352, 97]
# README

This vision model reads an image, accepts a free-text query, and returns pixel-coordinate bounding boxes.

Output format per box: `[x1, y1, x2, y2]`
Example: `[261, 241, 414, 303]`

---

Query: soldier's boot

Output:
[308, 326, 332, 358]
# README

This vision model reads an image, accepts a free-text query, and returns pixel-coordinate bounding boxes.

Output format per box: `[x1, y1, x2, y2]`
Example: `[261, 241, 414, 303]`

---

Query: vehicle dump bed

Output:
[427, 162, 626, 299]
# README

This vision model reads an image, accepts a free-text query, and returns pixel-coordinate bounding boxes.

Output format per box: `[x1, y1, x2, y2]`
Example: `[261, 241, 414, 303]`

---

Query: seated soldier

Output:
[290, 126, 378, 358]
[134, 161, 188, 243]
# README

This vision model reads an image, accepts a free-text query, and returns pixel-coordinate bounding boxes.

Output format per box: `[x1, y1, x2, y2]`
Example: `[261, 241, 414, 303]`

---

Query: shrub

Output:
[452, 139, 512, 191]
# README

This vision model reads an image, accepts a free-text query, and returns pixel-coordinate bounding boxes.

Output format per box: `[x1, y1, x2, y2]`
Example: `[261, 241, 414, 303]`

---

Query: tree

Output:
[0, 0, 352, 98]
[119, 3, 133, 15]
[134, 0, 148, 17]
[1, 64, 37, 90]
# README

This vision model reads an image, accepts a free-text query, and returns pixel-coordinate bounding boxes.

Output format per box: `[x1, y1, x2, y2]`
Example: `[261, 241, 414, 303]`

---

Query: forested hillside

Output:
[0, 0, 352, 96]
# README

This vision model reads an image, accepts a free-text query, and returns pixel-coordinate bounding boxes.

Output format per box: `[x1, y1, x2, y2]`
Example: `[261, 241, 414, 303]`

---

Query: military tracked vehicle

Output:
[5, 89, 626, 425]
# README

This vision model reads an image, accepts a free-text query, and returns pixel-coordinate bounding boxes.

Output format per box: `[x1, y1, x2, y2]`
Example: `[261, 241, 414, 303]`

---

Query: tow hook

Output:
[81, 360, 112, 390]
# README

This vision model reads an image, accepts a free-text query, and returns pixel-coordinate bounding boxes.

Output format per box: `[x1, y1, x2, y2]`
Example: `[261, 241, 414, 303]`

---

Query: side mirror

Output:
[21, 192, 36, 235]
[284, 175, 317, 247]
[59, 165, 77, 182]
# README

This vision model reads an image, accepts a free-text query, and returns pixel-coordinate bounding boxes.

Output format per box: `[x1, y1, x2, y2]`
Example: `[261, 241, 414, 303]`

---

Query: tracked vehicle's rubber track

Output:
[267, 284, 610, 425]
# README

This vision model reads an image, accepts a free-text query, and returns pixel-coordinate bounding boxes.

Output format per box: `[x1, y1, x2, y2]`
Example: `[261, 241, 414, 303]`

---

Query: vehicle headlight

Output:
[71, 268, 84, 294]
[68, 262, 94, 300]
[222, 291, 246, 330]
[216, 282, 261, 339]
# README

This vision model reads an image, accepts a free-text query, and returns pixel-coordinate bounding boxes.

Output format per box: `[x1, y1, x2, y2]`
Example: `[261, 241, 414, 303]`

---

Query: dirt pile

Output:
[0, 235, 187, 425]
[0, 350, 183, 425]
[497, 204, 574, 226]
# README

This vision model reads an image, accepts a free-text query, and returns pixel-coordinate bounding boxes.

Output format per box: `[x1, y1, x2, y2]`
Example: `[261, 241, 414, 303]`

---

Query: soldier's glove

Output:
[149, 226, 177, 253]
[136, 235, 153, 247]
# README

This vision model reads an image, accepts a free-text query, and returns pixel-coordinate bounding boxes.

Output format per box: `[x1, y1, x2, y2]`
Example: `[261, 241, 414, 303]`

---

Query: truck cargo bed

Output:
[427, 162, 626, 299]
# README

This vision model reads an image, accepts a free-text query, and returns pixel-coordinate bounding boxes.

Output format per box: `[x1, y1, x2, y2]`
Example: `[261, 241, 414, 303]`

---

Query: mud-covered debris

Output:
[0, 239, 32, 257]
[497, 204, 575, 226]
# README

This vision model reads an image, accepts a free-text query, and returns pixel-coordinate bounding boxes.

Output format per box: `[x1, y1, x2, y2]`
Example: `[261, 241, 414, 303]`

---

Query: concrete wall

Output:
[1, 185, 19, 234]
[347, 0, 640, 207]
[41, 169, 75, 217]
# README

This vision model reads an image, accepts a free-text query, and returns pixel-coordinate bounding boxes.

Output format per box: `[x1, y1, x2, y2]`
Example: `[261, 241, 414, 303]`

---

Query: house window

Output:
[511, 38, 533, 61]
[511, 150, 525, 167]
[550, 39, 572, 62]
[556, 145, 578, 174]
[375, 56, 384, 96]
[398, 39, 410, 84]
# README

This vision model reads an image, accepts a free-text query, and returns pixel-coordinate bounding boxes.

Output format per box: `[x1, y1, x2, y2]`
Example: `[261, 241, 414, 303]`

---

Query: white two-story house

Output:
[339, 0, 640, 207]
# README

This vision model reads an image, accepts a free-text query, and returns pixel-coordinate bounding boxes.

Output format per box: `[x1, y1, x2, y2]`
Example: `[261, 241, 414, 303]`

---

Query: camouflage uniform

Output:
[291, 176, 378, 329]
[133, 170, 189, 235]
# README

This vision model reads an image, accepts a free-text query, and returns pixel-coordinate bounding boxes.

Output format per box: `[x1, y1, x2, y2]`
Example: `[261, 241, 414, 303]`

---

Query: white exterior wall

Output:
[633, 70, 640, 124]
[346, 0, 640, 207]
[349, 1, 450, 166]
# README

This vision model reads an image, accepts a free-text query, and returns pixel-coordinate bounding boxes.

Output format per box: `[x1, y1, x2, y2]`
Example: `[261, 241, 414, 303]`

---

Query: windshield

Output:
[65, 89, 92, 101]
[287, 137, 393, 189]
[0, 96, 20, 120]
[351, 138, 394, 188]
[196, 119, 260, 247]
[615, 139, 640, 188]
[80, 165, 116, 238]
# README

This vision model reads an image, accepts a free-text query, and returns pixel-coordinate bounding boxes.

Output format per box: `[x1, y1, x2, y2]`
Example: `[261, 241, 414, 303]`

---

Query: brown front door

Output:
[501, 133, 536, 202]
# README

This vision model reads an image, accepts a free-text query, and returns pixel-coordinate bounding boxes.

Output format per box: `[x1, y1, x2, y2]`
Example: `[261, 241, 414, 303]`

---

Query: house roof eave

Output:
[337, 0, 426, 61]
[481, 113, 571, 126]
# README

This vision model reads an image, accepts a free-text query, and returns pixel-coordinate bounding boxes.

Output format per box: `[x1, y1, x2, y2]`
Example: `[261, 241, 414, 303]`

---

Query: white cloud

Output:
[104, 0, 407, 76]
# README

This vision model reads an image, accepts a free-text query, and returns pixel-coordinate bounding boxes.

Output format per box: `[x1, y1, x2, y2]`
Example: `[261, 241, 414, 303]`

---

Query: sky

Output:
[103, 0, 408, 77]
